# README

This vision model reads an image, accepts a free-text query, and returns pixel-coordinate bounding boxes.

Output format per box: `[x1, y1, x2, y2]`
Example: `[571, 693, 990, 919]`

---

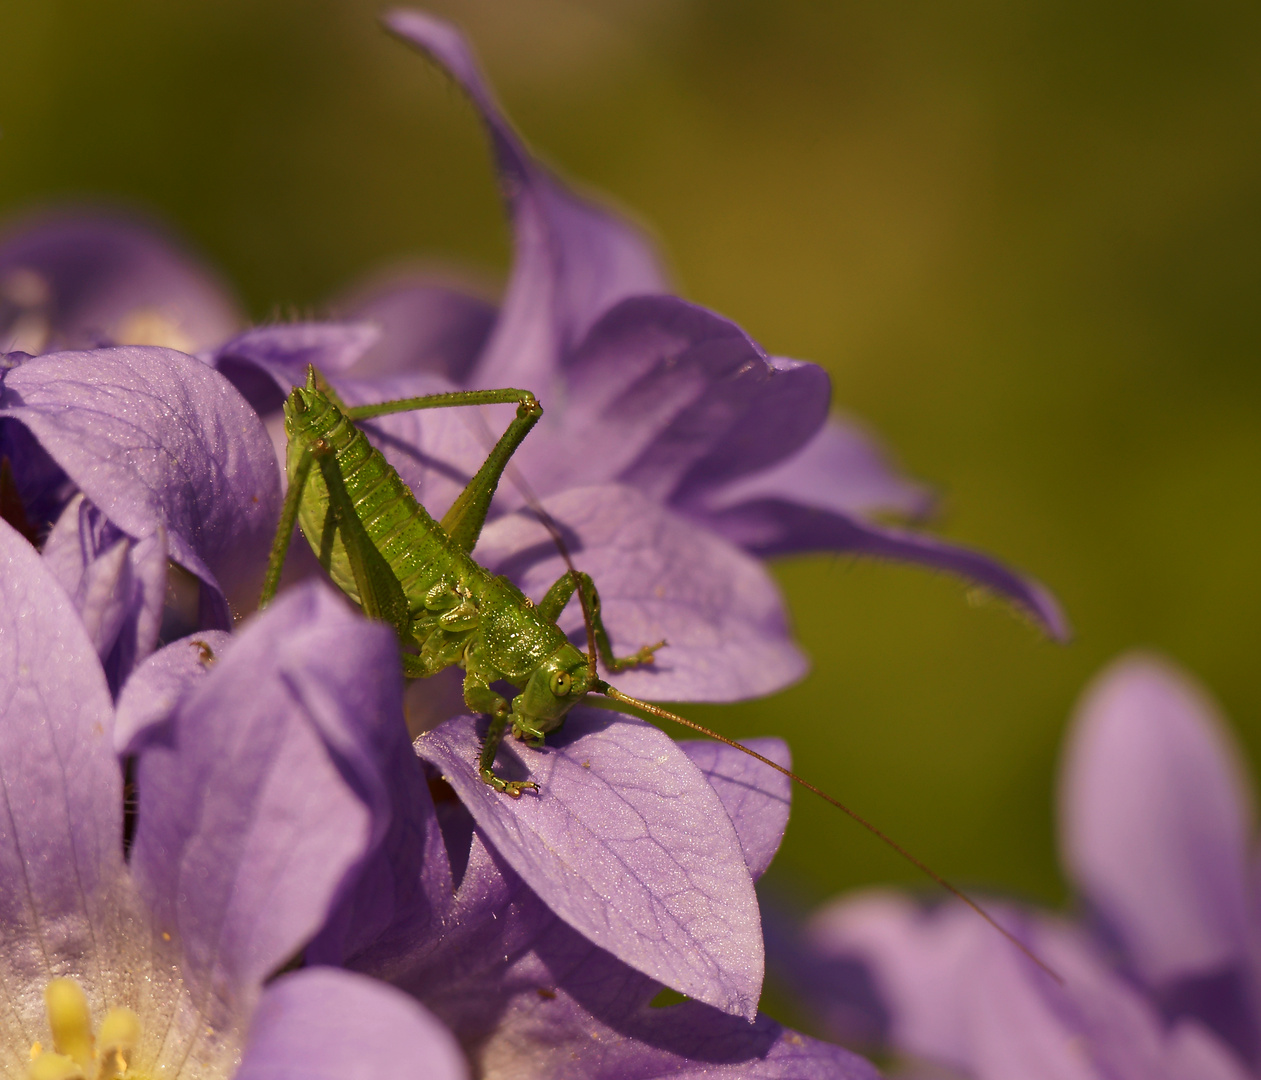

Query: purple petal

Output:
[690, 413, 936, 522]
[1, 346, 281, 617]
[678, 738, 792, 880]
[0, 211, 241, 354]
[512, 296, 788, 503]
[212, 322, 383, 414]
[333, 275, 497, 382]
[416, 709, 765, 1019]
[0, 518, 125, 993]
[399, 829, 871, 1080]
[702, 498, 1070, 640]
[384, 10, 668, 392]
[42, 493, 168, 691]
[113, 631, 233, 755]
[475, 484, 808, 701]
[477, 992, 876, 1080]
[130, 584, 400, 1020]
[805, 894, 1253, 1080]
[1060, 655, 1254, 985]
[237, 968, 467, 1080]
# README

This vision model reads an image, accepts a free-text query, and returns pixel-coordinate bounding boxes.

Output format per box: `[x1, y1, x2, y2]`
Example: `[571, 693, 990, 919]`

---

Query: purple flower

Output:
[201, 9, 1065, 706]
[0, 211, 242, 356]
[0, 345, 281, 690]
[312, 702, 876, 1078]
[773, 655, 1258, 1079]
[0, 515, 466, 1079]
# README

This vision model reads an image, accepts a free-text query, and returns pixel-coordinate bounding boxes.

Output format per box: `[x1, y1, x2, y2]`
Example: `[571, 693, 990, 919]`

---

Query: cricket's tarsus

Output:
[261, 363, 1063, 983]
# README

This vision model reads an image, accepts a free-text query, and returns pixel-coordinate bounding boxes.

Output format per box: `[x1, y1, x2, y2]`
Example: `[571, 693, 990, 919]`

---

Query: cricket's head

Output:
[509, 641, 596, 736]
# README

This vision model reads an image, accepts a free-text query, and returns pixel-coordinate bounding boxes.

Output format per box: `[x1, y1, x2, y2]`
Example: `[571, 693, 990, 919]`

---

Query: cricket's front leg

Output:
[465, 672, 538, 798]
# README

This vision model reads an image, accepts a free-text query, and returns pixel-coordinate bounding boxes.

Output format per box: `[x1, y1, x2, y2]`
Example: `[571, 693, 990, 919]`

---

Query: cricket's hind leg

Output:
[537, 570, 666, 673]
[345, 386, 543, 556]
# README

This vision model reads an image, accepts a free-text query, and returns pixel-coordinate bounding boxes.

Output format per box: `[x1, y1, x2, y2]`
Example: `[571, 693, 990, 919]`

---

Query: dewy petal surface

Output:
[1, 345, 281, 617]
[416, 710, 765, 1020]
[0, 211, 241, 355]
[129, 584, 398, 1028]
[475, 484, 807, 701]
[0, 518, 128, 1070]
[384, 9, 668, 392]
[1059, 654, 1254, 986]
[236, 968, 467, 1080]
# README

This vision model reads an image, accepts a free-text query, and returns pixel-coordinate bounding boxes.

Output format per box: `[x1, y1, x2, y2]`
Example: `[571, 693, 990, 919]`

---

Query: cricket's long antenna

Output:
[593, 682, 1063, 985]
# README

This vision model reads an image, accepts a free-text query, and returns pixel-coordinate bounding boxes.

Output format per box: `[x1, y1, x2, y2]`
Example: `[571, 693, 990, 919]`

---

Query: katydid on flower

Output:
[257, 365, 1058, 979]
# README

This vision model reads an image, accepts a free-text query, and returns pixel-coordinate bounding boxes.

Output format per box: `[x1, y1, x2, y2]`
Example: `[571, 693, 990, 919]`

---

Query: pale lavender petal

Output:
[803, 895, 1240, 1080]
[805, 893, 980, 1068]
[474, 484, 807, 701]
[1, 346, 281, 617]
[0, 518, 124, 1005]
[384, 10, 668, 392]
[1060, 655, 1253, 985]
[334, 275, 496, 381]
[0, 211, 241, 354]
[416, 709, 765, 1019]
[691, 413, 935, 522]
[113, 631, 233, 755]
[130, 584, 398, 1020]
[41, 493, 168, 691]
[703, 498, 1070, 640]
[237, 968, 467, 1080]
[678, 738, 792, 880]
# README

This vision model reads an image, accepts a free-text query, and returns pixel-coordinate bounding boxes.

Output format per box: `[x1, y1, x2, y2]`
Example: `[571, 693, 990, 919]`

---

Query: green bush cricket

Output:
[256, 364, 1059, 979]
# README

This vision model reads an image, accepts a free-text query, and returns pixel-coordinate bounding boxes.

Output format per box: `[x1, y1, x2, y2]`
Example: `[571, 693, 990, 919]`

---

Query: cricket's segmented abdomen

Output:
[288, 392, 480, 611]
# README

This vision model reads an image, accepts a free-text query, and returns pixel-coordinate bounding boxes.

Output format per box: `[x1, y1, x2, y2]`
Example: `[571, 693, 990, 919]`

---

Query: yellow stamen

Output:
[45, 980, 93, 1073]
[96, 1009, 140, 1080]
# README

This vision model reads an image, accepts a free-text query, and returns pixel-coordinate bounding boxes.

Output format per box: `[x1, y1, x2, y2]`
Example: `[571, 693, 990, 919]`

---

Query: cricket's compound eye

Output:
[549, 670, 573, 697]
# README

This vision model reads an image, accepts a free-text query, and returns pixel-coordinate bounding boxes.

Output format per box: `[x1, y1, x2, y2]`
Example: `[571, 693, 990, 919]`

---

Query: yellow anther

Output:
[28, 1051, 85, 1080]
[96, 1007, 140, 1079]
[30, 1042, 42, 1060]
[45, 979, 93, 1072]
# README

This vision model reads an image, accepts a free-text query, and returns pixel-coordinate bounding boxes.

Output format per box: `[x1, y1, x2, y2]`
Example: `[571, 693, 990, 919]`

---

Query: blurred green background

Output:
[4, 0, 1259, 929]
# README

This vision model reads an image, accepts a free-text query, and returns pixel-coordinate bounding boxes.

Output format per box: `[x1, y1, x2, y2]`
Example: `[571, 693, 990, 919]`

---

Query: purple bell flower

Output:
[0, 516, 466, 1079]
[310, 700, 877, 1078]
[0, 345, 281, 691]
[202, 9, 1066, 705]
[772, 655, 1260, 1079]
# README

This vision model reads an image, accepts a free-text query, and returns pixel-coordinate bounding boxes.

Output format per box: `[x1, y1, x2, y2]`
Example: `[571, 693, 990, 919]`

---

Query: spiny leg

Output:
[259, 444, 316, 608]
[538, 570, 665, 672]
[465, 672, 537, 797]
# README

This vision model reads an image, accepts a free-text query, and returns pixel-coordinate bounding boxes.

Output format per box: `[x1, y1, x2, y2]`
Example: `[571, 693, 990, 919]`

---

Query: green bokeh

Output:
[4, 0, 1259, 920]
